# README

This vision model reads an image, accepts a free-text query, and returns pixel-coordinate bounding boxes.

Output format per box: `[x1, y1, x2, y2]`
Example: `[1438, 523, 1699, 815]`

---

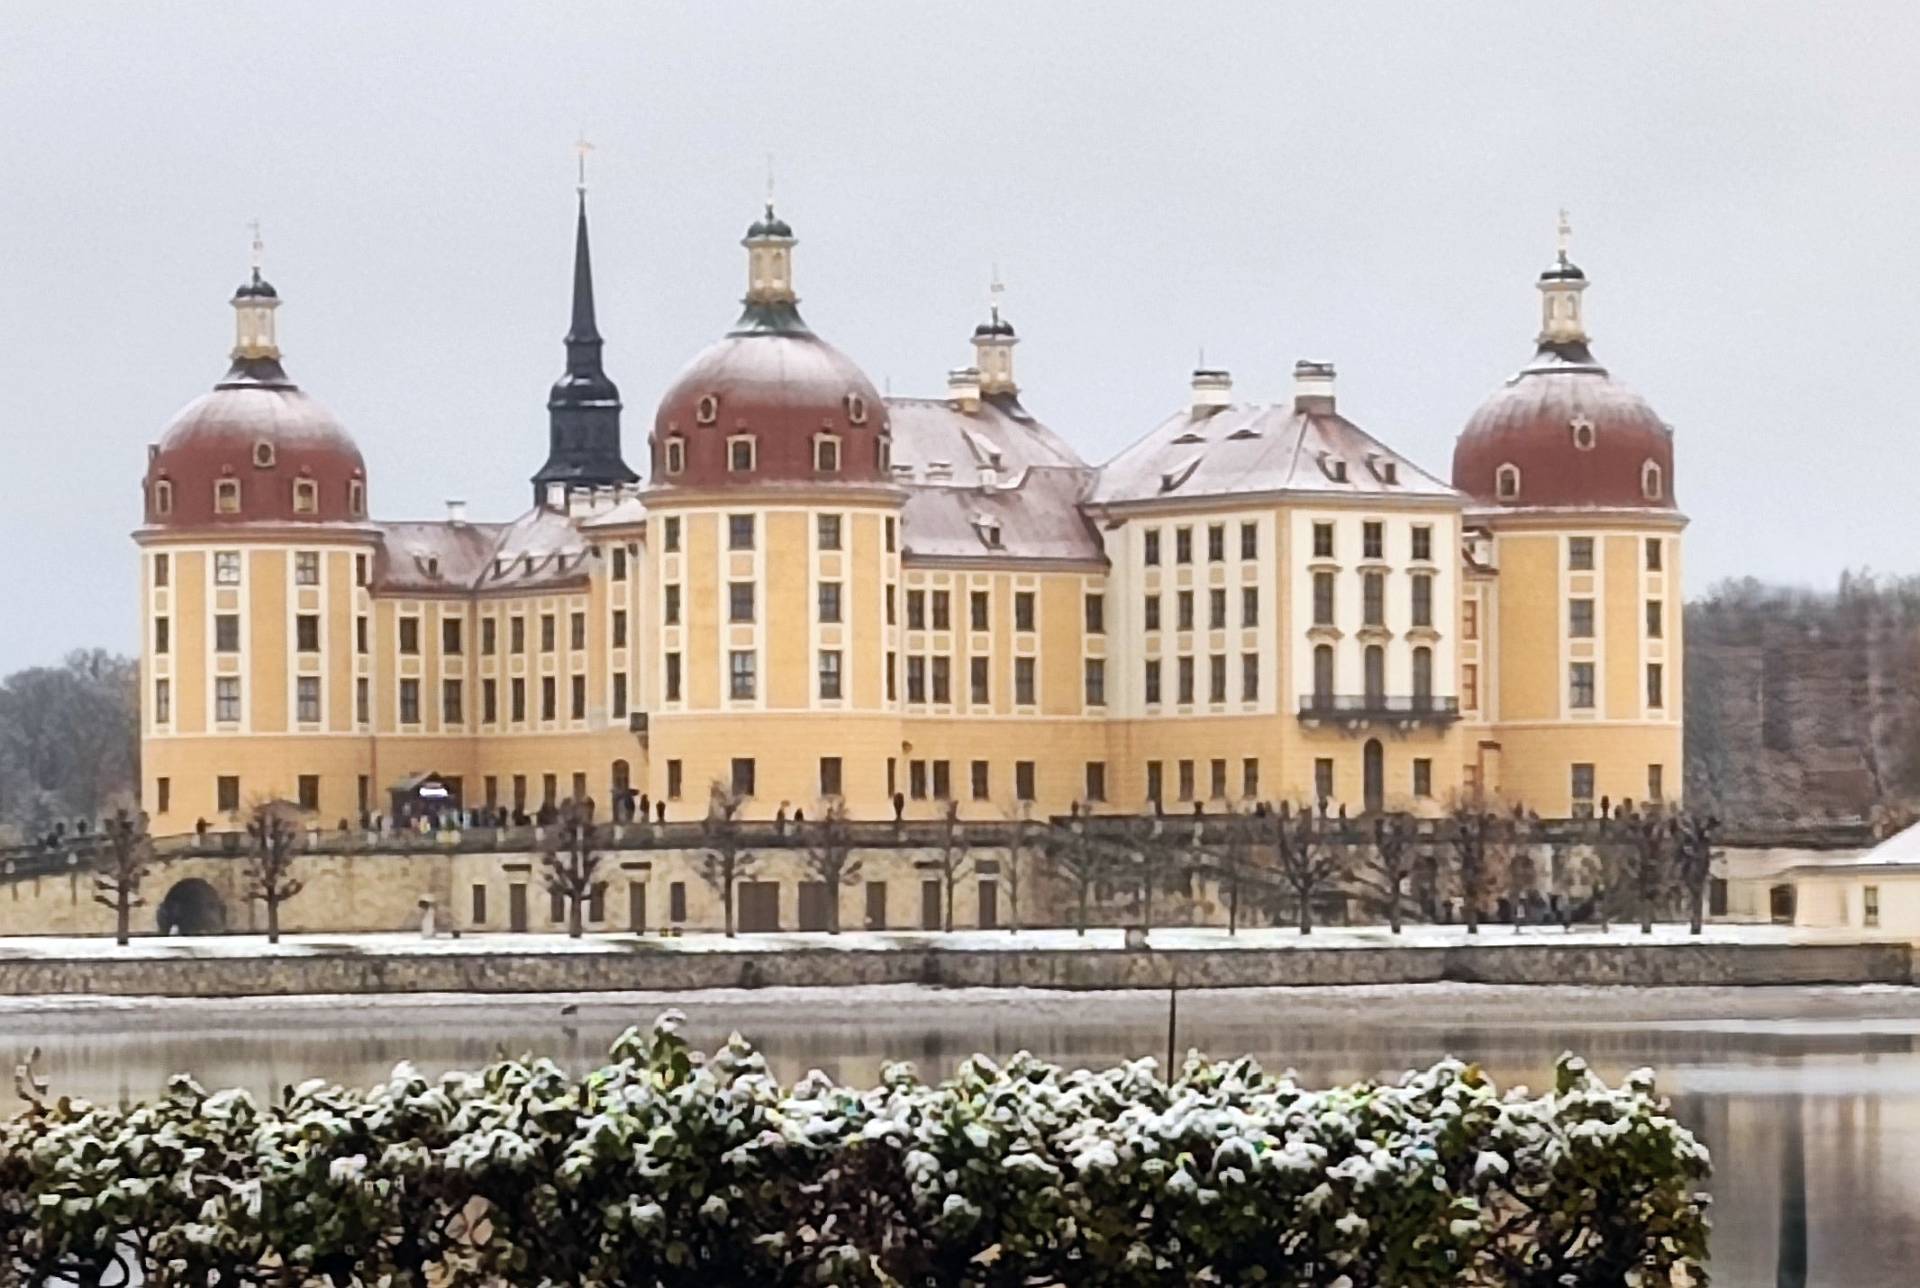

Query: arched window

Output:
[153, 480, 173, 516]
[292, 480, 319, 514]
[1642, 459, 1664, 501]
[1313, 644, 1335, 700]
[1495, 463, 1521, 500]
[664, 437, 686, 475]
[1412, 646, 1433, 701]
[1364, 644, 1385, 701]
[214, 479, 241, 514]
[348, 479, 366, 517]
[1363, 739, 1385, 814]
[814, 434, 841, 472]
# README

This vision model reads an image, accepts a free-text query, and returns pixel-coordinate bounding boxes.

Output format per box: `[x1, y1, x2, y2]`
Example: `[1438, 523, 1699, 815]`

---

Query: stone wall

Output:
[0, 939, 1905, 998]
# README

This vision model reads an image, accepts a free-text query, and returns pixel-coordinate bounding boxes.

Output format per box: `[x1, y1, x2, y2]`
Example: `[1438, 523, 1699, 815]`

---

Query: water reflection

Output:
[6, 984, 1920, 1284]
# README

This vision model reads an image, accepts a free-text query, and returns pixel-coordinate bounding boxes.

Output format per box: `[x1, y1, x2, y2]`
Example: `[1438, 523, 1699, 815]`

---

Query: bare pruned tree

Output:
[1606, 801, 1676, 935]
[1270, 801, 1346, 935]
[698, 782, 754, 938]
[1202, 805, 1256, 936]
[245, 802, 303, 943]
[542, 798, 601, 939]
[931, 800, 969, 932]
[798, 801, 860, 934]
[1672, 811, 1722, 935]
[1049, 803, 1109, 936]
[1444, 800, 1523, 935]
[1001, 803, 1038, 934]
[1364, 813, 1419, 934]
[93, 807, 154, 946]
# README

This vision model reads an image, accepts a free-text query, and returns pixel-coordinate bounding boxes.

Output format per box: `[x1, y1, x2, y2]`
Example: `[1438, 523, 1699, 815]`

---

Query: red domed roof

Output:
[144, 359, 367, 527]
[1453, 350, 1675, 511]
[651, 325, 890, 489]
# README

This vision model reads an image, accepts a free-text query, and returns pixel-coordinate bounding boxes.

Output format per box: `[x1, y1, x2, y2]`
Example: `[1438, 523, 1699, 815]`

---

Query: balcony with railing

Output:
[1297, 692, 1461, 725]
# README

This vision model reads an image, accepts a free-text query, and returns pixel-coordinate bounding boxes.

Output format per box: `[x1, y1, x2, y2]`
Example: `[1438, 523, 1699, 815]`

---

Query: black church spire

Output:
[532, 187, 637, 505]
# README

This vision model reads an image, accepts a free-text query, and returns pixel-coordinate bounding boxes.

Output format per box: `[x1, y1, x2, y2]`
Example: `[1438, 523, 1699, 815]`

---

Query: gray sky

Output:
[3, 1, 1916, 672]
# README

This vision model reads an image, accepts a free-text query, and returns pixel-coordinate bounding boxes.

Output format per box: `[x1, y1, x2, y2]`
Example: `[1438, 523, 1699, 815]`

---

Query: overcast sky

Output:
[2, 2, 1916, 672]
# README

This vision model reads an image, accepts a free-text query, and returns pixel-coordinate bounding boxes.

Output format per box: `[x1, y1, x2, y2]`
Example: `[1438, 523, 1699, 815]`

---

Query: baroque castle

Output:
[135, 194, 1683, 838]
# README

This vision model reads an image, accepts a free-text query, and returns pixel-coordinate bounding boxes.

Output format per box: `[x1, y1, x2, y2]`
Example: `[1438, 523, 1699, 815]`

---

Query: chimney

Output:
[445, 499, 468, 525]
[977, 464, 999, 489]
[1293, 360, 1336, 413]
[1190, 368, 1232, 416]
[927, 460, 953, 484]
[947, 366, 982, 413]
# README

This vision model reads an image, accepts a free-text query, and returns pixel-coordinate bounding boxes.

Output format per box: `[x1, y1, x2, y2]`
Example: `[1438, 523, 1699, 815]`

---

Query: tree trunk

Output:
[1228, 871, 1239, 936]
[266, 897, 280, 944]
[116, 894, 131, 947]
[1077, 884, 1089, 936]
[1297, 890, 1311, 935]
[569, 889, 583, 939]
[1690, 887, 1705, 935]
[724, 875, 735, 938]
[828, 879, 841, 935]
[944, 872, 954, 933]
[1389, 883, 1403, 935]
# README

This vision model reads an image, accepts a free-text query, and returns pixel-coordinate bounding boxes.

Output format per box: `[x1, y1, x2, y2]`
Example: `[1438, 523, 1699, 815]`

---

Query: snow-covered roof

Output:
[884, 394, 1086, 484]
[374, 507, 592, 595]
[900, 466, 1104, 565]
[1088, 403, 1457, 508]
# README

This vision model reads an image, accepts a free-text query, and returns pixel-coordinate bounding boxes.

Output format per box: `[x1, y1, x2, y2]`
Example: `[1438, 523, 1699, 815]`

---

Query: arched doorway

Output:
[157, 878, 227, 936]
[1362, 739, 1385, 814]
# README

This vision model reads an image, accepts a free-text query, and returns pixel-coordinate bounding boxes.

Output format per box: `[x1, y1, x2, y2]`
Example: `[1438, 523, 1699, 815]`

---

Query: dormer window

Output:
[1570, 416, 1597, 451]
[1496, 463, 1521, 500]
[153, 479, 173, 516]
[876, 434, 892, 472]
[253, 441, 276, 468]
[215, 479, 241, 514]
[814, 434, 841, 472]
[292, 480, 319, 514]
[1642, 459, 1664, 501]
[664, 436, 686, 475]
[845, 392, 868, 425]
[1366, 453, 1399, 485]
[728, 434, 756, 472]
[696, 394, 720, 425]
[348, 479, 366, 516]
[1318, 452, 1348, 483]
[972, 513, 1003, 549]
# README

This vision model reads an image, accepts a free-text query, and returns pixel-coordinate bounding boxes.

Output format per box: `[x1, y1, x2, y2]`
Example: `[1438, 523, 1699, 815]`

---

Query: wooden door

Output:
[921, 880, 942, 930]
[978, 879, 998, 930]
[865, 880, 888, 930]
[739, 881, 782, 933]
[797, 882, 830, 932]
[628, 882, 647, 932]
[508, 883, 528, 933]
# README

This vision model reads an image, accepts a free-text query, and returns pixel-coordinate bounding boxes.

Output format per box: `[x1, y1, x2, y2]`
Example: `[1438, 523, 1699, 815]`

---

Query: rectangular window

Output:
[1362, 521, 1384, 560]
[664, 516, 681, 552]
[819, 649, 843, 699]
[1571, 763, 1596, 816]
[482, 617, 496, 654]
[1569, 662, 1596, 709]
[1568, 536, 1595, 571]
[443, 678, 464, 723]
[1241, 651, 1259, 701]
[931, 591, 951, 631]
[1865, 884, 1881, 927]
[1463, 599, 1480, 640]
[215, 551, 241, 585]
[909, 760, 928, 799]
[482, 678, 497, 723]
[669, 881, 688, 921]
[1314, 757, 1334, 803]
[1144, 594, 1161, 631]
[612, 609, 627, 648]
[1411, 525, 1433, 562]
[907, 590, 926, 630]
[663, 585, 681, 626]
[820, 755, 843, 798]
[154, 678, 171, 723]
[970, 655, 989, 704]
[1085, 592, 1105, 634]
[665, 652, 682, 701]
[1647, 662, 1665, 709]
[1242, 758, 1259, 799]
[1240, 521, 1258, 560]
[729, 437, 755, 471]
[510, 677, 526, 721]
[885, 517, 896, 552]
[1646, 599, 1664, 638]
[1241, 586, 1259, 627]
[294, 551, 320, 585]
[357, 677, 371, 725]
[666, 759, 683, 800]
[815, 436, 840, 471]
[1014, 592, 1035, 631]
[1143, 529, 1161, 565]
[729, 581, 755, 622]
[1462, 663, 1480, 711]
[1175, 527, 1193, 564]
[155, 776, 171, 814]
[1146, 760, 1164, 804]
[886, 650, 898, 702]
[907, 655, 927, 702]
[1208, 653, 1227, 704]
[1413, 758, 1433, 798]
[217, 775, 241, 812]
[728, 514, 755, 550]
[1210, 758, 1227, 799]
[1015, 760, 1035, 801]
[1177, 759, 1195, 801]
[932, 760, 951, 800]
[153, 553, 170, 587]
[931, 655, 951, 703]
[610, 672, 628, 718]
[570, 674, 586, 720]
[818, 581, 842, 623]
[1207, 524, 1225, 562]
[970, 759, 990, 800]
[1209, 588, 1227, 630]
[569, 612, 585, 651]
[1569, 598, 1595, 638]
[1312, 522, 1334, 559]
[1014, 656, 1036, 705]
[1362, 573, 1385, 626]
[970, 590, 989, 631]
[1645, 537, 1663, 571]
[1144, 658, 1162, 704]
[1411, 575, 1433, 628]
[215, 677, 240, 722]
[154, 616, 171, 655]
[611, 546, 628, 581]
[817, 513, 841, 549]
[1173, 590, 1193, 631]
[400, 679, 421, 724]
[539, 614, 556, 652]
[354, 553, 369, 586]
[886, 584, 897, 625]
[215, 614, 240, 653]
[731, 758, 756, 796]
[540, 676, 556, 721]
[442, 617, 463, 655]
[730, 650, 756, 699]
[1084, 657, 1106, 706]
[400, 617, 421, 655]
[1313, 573, 1335, 625]
[511, 616, 526, 653]
[1648, 763, 1665, 801]
[1178, 655, 1196, 704]
[296, 677, 320, 723]
[1084, 761, 1107, 802]
[296, 614, 320, 653]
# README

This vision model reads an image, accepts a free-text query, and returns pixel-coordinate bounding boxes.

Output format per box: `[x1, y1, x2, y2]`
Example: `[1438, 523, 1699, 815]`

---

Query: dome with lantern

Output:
[143, 258, 367, 528]
[650, 205, 891, 488]
[1452, 229, 1675, 512]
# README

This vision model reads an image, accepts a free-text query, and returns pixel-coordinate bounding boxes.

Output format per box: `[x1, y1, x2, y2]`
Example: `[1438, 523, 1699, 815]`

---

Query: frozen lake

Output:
[7, 981, 1917, 1284]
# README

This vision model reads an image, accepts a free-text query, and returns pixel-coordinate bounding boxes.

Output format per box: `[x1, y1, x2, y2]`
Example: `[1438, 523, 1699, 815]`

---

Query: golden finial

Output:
[1556, 207, 1572, 259]
[574, 132, 594, 194]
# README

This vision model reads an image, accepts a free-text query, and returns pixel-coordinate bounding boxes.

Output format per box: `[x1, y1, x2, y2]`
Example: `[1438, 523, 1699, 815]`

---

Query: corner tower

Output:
[532, 184, 637, 505]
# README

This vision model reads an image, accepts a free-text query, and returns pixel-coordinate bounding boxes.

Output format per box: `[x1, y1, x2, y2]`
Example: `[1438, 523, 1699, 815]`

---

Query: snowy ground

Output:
[0, 921, 1903, 961]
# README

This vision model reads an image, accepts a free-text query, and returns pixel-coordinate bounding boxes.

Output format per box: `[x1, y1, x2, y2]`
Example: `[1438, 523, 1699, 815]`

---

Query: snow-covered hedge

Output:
[1, 1014, 1710, 1286]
